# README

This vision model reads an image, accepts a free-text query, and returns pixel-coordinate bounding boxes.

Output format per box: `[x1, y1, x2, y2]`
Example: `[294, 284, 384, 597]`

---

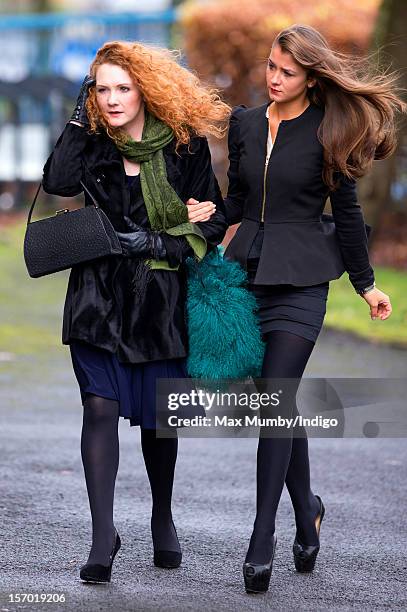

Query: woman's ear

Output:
[307, 78, 316, 88]
[306, 69, 317, 89]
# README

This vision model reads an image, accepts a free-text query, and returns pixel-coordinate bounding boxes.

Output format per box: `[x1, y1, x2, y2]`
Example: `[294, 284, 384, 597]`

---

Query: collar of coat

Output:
[83, 128, 202, 186]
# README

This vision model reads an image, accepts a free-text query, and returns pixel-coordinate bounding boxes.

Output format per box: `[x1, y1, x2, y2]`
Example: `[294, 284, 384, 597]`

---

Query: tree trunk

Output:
[361, 0, 407, 238]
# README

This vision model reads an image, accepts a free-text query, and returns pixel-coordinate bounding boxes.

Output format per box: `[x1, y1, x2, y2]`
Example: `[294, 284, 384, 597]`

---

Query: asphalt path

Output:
[1, 327, 406, 611]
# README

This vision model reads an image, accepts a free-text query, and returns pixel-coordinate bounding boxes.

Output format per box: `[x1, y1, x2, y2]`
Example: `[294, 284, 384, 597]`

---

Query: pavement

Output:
[1, 327, 407, 611]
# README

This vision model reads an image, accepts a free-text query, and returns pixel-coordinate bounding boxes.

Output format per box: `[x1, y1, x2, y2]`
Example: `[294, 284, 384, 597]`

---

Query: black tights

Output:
[81, 394, 179, 566]
[245, 330, 321, 565]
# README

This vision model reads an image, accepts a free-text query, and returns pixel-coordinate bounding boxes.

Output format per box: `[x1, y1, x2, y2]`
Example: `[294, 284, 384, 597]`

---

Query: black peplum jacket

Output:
[42, 122, 227, 363]
[223, 102, 375, 290]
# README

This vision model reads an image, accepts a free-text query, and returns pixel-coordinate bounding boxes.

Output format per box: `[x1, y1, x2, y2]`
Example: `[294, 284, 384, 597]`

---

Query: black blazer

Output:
[223, 102, 375, 290]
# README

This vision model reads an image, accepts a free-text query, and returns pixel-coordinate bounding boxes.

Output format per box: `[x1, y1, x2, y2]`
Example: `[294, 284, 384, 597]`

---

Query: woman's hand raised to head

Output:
[361, 287, 392, 321]
[69, 75, 96, 128]
[186, 198, 216, 223]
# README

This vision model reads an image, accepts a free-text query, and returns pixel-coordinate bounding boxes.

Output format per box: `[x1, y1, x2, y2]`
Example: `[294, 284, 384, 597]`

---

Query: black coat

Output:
[223, 103, 375, 290]
[42, 122, 227, 363]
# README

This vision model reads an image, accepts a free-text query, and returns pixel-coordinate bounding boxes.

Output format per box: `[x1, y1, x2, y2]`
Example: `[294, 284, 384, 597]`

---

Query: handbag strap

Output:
[27, 180, 100, 225]
[27, 183, 43, 225]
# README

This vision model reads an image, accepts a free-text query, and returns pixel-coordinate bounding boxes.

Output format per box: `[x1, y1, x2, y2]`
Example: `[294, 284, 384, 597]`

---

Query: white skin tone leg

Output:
[187, 44, 392, 321]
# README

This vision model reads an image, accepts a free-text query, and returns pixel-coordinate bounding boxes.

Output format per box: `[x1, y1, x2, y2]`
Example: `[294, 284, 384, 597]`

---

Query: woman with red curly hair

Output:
[42, 40, 229, 582]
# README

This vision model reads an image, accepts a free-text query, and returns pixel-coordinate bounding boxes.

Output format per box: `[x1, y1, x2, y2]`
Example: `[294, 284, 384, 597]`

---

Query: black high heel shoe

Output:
[242, 534, 277, 594]
[152, 519, 182, 569]
[79, 529, 121, 583]
[293, 494, 325, 573]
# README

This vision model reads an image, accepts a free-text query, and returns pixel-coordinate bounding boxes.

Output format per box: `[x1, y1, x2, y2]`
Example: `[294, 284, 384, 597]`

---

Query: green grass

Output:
[0, 221, 68, 354]
[325, 266, 407, 346]
[1, 221, 407, 353]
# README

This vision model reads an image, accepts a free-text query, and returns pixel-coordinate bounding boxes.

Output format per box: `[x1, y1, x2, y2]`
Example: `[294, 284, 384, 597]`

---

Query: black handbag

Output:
[24, 180, 122, 278]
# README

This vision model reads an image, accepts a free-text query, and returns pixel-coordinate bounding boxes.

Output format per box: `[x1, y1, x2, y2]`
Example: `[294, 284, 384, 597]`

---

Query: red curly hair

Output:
[86, 40, 231, 147]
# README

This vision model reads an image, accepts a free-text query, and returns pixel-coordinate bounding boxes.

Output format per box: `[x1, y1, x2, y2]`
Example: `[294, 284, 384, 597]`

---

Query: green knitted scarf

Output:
[116, 110, 207, 271]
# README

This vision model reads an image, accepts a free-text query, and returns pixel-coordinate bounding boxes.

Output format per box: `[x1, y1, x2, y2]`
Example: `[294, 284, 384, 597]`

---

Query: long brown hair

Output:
[86, 41, 231, 148]
[273, 24, 406, 189]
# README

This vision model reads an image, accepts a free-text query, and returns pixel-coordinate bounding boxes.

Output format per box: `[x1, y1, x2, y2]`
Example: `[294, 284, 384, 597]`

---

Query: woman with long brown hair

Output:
[188, 23, 405, 593]
[42, 40, 229, 582]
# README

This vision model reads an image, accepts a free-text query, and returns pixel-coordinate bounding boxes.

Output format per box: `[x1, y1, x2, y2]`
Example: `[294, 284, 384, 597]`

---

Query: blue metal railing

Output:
[0, 10, 180, 82]
[0, 10, 180, 187]
[0, 10, 177, 30]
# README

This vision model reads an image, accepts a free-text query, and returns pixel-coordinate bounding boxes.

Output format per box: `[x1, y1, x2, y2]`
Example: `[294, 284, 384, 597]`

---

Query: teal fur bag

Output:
[186, 246, 265, 380]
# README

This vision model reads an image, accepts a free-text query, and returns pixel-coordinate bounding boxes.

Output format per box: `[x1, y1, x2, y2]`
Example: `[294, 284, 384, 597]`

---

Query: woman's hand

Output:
[186, 198, 216, 222]
[361, 287, 392, 320]
[69, 75, 96, 127]
[116, 217, 166, 259]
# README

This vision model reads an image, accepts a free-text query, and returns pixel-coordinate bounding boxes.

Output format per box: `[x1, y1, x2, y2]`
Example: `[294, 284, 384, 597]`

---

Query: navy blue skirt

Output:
[69, 340, 188, 428]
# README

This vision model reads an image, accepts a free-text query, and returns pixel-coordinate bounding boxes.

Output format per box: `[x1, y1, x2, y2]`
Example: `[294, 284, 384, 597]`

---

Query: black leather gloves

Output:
[116, 217, 167, 260]
[70, 75, 96, 127]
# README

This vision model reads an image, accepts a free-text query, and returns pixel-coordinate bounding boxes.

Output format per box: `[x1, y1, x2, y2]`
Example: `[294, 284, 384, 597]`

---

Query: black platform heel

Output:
[243, 534, 277, 594]
[293, 494, 325, 573]
[79, 529, 121, 583]
[153, 519, 182, 569]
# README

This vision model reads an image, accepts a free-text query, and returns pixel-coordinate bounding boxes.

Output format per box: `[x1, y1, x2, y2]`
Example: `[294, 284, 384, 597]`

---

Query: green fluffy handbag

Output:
[185, 246, 265, 380]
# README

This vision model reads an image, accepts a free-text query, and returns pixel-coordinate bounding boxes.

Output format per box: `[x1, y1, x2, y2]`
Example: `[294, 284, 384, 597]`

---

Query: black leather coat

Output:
[223, 103, 375, 290]
[42, 122, 227, 363]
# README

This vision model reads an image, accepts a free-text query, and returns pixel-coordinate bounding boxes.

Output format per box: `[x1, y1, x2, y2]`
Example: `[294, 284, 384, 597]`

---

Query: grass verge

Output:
[1, 221, 406, 353]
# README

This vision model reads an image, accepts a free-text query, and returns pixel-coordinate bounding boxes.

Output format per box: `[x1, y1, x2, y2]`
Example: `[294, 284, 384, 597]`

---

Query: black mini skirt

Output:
[247, 259, 329, 344]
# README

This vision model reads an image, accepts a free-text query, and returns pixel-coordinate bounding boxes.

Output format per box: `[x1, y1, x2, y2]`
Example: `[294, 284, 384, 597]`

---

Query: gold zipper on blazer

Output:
[261, 118, 273, 223]
[260, 156, 269, 223]
[261, 114, 281, 222]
